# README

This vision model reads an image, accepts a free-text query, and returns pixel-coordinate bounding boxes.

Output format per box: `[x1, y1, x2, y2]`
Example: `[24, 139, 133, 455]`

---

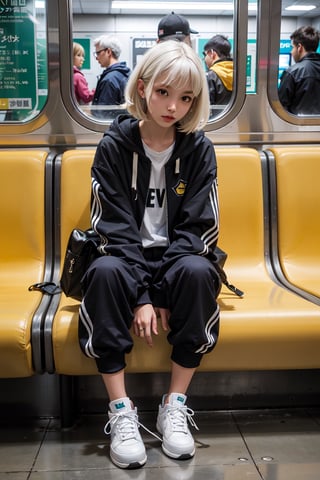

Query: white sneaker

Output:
[156, 393, 199, 459]
[104, 397, 147, 469]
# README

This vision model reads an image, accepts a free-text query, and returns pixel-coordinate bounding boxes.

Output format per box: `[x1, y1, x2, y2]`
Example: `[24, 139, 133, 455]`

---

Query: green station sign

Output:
[0, 0, 38, 119]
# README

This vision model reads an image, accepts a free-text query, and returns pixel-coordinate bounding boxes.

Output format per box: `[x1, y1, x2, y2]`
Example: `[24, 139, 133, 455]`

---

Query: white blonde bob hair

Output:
[125, 40, 210, 133]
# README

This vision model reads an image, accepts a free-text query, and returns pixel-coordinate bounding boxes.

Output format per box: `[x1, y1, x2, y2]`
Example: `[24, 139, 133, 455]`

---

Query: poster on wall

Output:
[0, 0, 38, 120]
[246, 39, 256, 94]
[278, 39, 292, 85]
[132, 38, 156, 68]
[74, 38, 91, 70]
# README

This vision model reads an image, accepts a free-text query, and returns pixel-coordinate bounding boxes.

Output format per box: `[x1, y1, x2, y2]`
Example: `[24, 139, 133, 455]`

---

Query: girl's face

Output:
[74, 51, 84, 68]
[138, 75, 195, 128]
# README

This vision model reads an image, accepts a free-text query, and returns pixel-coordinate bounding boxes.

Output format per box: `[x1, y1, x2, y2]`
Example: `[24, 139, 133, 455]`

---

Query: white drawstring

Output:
[131, 152, 138, 191]
[175, 157, 180, 174]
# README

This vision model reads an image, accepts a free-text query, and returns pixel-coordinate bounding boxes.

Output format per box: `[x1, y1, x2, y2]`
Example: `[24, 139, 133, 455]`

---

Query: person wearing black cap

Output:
[203, 34, 233, 105]
[157, 11, 198, 46]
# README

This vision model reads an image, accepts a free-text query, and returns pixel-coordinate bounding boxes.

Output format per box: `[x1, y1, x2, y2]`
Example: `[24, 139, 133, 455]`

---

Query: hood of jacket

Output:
[73, 65, 82, 75]
[298, 52, 320, 64]
[104, 114, 206, 163]
[210, 59, 233, 91]
[102, 61, 131, 79]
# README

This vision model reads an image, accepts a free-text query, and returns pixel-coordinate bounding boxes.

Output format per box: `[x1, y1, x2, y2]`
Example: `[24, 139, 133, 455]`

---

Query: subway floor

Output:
[1, 407, 320, 479]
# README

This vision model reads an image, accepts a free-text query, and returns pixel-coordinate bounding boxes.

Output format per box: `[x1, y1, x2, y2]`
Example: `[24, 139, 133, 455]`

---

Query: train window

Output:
[0, 0, 48, 123]
[277, 1, 320, 117]
[71, 0, 237, 123]
[247, 3, 258, 95]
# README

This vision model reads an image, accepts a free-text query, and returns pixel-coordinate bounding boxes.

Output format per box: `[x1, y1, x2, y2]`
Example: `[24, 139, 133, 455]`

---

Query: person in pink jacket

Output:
[73, 42, 95, 104]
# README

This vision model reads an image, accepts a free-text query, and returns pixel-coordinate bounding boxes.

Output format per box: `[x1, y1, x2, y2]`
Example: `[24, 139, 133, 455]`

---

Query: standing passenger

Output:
[203, 35, 233, 106]
[92, 35, 131, 119]
[73, 42, 95, 104]
[79, 40, 221, 469]
[278, 26, 320, 114]
[157, 11, 198, 46]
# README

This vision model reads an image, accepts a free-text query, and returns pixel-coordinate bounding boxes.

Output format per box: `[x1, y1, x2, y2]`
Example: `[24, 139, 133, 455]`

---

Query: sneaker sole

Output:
[162, 443, 195, 460]
[157, 425, 195, 460]
[111, 454, 147, 469]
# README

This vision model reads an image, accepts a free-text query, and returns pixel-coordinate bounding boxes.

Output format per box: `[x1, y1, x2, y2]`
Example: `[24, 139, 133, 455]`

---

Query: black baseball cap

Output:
[157, 12, 198, 39]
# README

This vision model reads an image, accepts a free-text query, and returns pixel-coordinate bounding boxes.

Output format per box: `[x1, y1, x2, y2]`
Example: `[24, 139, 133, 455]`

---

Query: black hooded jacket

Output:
[92, 62, 131, 118]
[91, 115, 219, 307]
[278, 53, 320, 115]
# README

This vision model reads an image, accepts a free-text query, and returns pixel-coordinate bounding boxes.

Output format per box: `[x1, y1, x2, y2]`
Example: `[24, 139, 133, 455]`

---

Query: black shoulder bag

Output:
[29, 229, 243, 300]
[60, 228, 100, 301]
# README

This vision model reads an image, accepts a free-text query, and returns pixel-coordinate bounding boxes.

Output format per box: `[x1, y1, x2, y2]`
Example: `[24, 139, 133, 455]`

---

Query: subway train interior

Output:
[1, 0, 320, 478]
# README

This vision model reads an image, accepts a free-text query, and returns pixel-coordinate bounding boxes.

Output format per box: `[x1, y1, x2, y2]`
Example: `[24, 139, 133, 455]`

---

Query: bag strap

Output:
[28, 282, 61, 295]
[222, 278, 244, 297]
[29, 270, 244, 298]
[214, 263, 244, 298]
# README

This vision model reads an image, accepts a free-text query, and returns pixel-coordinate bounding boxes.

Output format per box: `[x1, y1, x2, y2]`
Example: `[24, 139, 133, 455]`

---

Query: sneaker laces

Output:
[166, 405, 199, 433]
[104, 410, 162, 442]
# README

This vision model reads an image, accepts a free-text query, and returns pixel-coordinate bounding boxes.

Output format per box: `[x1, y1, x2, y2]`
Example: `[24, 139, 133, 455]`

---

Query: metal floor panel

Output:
[0, 409, 320, 480]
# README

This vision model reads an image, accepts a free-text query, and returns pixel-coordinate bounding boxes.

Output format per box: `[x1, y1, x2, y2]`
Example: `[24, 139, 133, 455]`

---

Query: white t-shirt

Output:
[140, 141, 174, 248]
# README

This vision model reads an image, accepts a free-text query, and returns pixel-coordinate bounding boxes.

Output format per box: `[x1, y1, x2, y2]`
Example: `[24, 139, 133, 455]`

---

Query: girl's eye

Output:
[157, 89, 168, 96]
[182, 95, 193, 103]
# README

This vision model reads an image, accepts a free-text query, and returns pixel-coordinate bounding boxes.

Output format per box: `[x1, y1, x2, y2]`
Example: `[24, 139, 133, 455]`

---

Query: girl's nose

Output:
[168, 102, 176, 112]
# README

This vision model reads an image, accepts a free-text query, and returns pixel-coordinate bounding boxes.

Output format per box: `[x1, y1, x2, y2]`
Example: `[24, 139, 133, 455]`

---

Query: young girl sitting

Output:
[79, 40, 221, 469]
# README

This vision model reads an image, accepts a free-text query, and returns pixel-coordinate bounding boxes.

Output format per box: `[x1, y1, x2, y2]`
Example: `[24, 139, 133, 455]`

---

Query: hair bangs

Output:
[156, 57, 203, 97]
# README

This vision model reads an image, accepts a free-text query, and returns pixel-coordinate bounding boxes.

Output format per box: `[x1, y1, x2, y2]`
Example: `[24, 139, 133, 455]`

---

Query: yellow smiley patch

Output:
[173, 179, 187, 197]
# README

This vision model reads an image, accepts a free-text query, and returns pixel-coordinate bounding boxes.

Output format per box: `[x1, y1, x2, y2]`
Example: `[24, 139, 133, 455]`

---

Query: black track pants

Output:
[79, 252, 220, 373]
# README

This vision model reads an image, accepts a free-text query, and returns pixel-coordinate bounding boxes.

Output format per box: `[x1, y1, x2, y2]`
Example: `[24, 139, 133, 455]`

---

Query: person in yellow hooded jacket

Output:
[203, 35, 233, 105]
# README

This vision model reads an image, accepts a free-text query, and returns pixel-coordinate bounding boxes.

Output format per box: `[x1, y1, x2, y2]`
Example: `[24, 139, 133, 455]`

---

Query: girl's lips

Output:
[162, 115, 175, 122]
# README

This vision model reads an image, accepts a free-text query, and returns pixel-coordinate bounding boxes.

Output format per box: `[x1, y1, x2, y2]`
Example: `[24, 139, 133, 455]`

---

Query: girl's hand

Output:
[133, 304, 158, 347]
[155, 307, 170, 332]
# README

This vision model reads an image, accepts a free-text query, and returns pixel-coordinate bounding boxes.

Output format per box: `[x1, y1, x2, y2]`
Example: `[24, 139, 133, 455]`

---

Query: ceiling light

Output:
[112, 2, 235, 11]
[285, 5, 316, 11]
